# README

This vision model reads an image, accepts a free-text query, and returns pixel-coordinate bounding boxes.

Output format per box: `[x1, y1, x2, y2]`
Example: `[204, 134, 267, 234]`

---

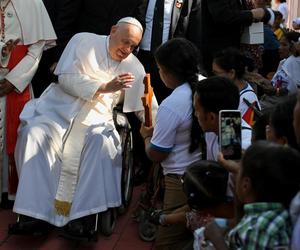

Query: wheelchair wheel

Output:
[100, 208, 117, 236]
[120, 126, 134, 208]
[138, 219, 158, 242]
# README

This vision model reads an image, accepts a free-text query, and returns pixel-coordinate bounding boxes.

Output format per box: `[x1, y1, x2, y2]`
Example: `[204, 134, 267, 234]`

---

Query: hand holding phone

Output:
[219, 110, 242, 160]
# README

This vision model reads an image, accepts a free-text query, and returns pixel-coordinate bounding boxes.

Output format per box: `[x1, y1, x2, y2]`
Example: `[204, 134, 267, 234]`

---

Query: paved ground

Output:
[0, 185, 154, 250]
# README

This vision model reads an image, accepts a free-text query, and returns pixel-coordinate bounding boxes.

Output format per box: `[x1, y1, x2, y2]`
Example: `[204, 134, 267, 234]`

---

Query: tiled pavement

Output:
[0, 185, 154, 250]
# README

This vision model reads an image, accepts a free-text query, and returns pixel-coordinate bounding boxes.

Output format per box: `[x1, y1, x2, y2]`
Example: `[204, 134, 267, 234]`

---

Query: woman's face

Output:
[156, 63, 175, 89]
[212, 62, 234, 80]
[279, 37, 291, 59]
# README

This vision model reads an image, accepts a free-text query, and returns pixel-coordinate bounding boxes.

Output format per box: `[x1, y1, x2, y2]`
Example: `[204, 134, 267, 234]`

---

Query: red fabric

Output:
[5, 45, 30, 194]
[6, 45, 29, 154]
[242, 101, 258, 127]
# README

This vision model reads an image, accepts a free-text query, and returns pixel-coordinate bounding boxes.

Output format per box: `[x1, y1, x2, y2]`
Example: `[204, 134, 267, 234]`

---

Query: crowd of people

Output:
[1, 0, 300, 249]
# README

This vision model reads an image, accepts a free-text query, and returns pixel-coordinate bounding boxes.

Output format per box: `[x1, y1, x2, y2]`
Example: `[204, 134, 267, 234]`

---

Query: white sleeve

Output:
[150, 106, 181, 151]
[58, 74, 101, 101]
[5, 40, 45, 92]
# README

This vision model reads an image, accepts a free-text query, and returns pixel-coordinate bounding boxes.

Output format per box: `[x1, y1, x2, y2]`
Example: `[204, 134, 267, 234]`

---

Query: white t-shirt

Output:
[150, 83, 202, 175]
[271, 56, 300, 94]
[239, 83, 261, 127]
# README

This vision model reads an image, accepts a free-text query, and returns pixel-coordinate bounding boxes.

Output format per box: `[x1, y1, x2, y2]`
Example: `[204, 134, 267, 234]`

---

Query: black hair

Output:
[241, 141, 300, 208]
[270, 95, 298, 149]
[155, 38, 205, 153]
[183, 161, 228, 210]
[274, 10, 283, 19]
[283, 31, 300, 45]
[213, 47, 248, 79]
[194, 76, 240, 114]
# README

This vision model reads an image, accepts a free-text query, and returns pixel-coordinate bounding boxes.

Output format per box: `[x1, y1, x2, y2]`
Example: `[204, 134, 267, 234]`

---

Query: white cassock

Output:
[13, 32, 158, 227]
[0, 0, 56, 199]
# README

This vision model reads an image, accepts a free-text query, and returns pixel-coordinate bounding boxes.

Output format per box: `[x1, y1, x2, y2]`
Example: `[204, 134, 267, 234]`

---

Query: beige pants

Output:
[155, 175, 193, 250]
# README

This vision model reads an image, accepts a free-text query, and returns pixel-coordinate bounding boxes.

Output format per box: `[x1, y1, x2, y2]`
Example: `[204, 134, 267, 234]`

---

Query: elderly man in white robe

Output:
[0, 0, 56, 206]
[11, 17, 157, 235]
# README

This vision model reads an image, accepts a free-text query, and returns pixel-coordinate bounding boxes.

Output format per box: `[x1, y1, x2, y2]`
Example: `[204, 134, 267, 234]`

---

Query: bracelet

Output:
[143, 136, 151, 141]
[159, 214, 168, 226]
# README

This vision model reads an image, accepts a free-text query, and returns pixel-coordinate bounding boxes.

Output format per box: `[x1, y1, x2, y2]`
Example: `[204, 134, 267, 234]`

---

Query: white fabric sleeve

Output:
[58, 74, 101, 101]
[151, 106, 181, 150]
[5, 40, 45, 92]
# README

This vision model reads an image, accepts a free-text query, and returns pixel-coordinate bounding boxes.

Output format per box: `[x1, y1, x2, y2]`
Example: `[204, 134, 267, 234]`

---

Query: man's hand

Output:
[0, 79, 15, 97]
[96, 72, 134, 95]
[251, 8, 265, 21]
[2, 38, 20, 58]
[95, 72, 134, 96]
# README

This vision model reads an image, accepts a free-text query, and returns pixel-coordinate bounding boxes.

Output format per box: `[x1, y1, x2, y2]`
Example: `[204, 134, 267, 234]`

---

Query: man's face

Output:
[293, 91, 300, 145]
[193, 93, 214, 132]
[109, 24, 142, 61]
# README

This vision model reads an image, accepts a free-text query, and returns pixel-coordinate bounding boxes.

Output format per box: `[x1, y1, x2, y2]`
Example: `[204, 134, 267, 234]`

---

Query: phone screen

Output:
[219, 110, 242, 160]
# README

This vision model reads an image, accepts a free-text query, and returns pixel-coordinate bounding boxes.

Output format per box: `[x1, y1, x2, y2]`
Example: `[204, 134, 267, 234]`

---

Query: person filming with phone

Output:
[193, 76, 251, 162]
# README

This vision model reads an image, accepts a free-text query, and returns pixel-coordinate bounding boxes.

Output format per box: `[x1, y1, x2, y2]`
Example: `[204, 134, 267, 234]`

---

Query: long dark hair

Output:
[155, 38, 205, 153]
[213, 47, 249, 80]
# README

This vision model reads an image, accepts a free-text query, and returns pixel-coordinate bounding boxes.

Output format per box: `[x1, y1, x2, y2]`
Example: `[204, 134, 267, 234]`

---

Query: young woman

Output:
[140, 38, 205, 250]
[213, 48, 261, 128]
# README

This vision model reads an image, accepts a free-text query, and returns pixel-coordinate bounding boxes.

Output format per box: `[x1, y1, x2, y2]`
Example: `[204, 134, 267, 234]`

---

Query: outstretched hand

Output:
[97, 72, 134, 94]
[105, 72, 134, 92]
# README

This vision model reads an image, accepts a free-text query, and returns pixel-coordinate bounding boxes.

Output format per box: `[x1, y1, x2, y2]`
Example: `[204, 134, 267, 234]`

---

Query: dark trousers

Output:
[31, 49, 57, 97]
[137, 49, 172, 104]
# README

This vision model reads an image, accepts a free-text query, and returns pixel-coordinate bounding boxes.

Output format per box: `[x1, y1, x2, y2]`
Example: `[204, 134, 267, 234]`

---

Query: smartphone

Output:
[219, 110, 242, 160]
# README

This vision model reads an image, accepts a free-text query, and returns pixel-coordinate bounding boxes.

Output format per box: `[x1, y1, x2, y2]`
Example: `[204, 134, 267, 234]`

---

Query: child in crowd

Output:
[204, 141, 300, 249]
[149, 161, 232, 248]
[140, 37, 205, 249]
[212, 47, 261, 128]
[292, 17, 300, 30]
[247, 31, 300, 110]
[266, 95, 298, 149]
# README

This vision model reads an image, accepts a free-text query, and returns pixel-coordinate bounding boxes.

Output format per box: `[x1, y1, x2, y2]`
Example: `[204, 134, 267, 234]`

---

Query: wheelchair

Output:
[8, 105, 135, 242]
[98, 104, 135, 237]
[79, 104, 135, 240]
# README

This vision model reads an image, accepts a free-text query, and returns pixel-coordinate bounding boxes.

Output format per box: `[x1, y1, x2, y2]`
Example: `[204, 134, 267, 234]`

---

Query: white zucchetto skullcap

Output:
[117, 17, 143, 33]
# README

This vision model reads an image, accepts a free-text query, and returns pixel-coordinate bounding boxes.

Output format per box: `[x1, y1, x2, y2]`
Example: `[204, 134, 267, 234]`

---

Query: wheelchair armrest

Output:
[113, 105, 131, 131]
